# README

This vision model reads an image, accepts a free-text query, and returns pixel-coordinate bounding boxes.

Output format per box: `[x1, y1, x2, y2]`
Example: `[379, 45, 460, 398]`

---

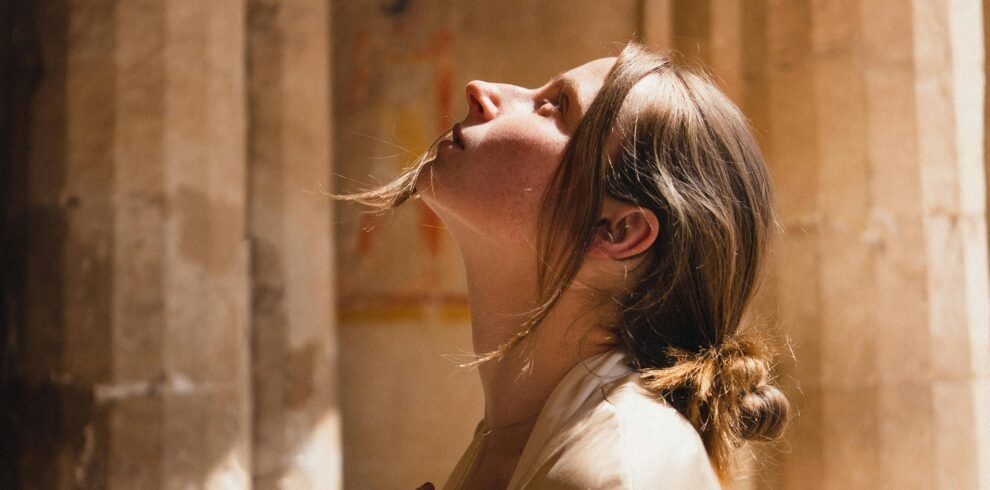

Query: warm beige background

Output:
[1, 0, 988, 489]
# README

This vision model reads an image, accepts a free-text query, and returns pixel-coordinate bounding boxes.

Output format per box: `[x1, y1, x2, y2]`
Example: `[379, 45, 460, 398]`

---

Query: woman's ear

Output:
[587, 198, 659, 260]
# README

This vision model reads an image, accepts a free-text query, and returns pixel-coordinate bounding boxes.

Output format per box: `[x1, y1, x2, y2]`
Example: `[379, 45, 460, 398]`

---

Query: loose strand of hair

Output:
[321, 130, 451, 211]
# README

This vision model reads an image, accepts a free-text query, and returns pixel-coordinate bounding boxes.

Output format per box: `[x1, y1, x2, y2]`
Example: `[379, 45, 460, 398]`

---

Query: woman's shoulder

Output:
[531, 373, 721, 489]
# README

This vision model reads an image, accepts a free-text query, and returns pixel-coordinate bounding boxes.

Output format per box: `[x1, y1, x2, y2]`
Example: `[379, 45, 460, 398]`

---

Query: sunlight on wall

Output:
[282, 410, 343, 489]
[205, 450, 249, 490]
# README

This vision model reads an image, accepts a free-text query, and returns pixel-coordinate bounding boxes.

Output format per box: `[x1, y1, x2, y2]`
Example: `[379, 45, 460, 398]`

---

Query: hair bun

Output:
[721, 353, 789, 440]
[639, 332, 791, 460]
[737, 382, 789, 441]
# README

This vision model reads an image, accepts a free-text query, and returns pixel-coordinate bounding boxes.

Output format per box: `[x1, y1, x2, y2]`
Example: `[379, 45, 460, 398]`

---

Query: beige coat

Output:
[442, 347, 722, 489]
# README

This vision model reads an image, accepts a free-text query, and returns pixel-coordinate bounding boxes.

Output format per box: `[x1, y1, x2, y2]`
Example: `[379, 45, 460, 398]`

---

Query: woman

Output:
[332, 41, 790, 489]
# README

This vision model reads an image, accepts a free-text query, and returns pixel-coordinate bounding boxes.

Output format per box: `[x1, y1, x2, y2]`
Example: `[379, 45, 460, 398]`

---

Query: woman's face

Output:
[418, 56, 617, 247]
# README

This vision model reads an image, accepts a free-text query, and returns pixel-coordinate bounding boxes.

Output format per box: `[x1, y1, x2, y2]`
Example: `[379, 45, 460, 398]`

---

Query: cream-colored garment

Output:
[443, 347, 721, 489]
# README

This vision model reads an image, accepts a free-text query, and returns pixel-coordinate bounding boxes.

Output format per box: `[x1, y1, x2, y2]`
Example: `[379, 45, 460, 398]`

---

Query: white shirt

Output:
[443, 347, 722, 489]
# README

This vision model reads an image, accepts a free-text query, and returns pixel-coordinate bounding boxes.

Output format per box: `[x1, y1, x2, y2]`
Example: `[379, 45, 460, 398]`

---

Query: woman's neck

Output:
[461, 248, 617, 431]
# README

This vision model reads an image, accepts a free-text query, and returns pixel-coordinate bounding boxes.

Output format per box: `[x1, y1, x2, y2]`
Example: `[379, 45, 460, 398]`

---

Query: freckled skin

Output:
[419, 57, 616, 249]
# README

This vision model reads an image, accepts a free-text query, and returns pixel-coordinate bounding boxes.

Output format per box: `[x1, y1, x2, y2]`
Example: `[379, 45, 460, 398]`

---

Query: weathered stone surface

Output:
[2, 0, 340, 488]
[247, 0, 338, 487]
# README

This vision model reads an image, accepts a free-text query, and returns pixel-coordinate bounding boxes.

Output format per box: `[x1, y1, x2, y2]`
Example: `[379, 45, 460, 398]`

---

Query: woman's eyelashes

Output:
[538, 90, 568, 117]
[556, 91, 569, 115]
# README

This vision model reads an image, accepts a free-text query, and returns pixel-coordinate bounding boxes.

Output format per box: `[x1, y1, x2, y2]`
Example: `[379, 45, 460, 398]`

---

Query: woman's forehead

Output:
[552, 57, 619, 123]
[562, 57, 617, 80]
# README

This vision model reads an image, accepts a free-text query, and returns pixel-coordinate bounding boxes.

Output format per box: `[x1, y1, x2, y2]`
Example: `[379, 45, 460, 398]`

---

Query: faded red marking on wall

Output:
[346, 30, 371, 110]
[350, 28, 456, 260]
[391, 18, 407, 36]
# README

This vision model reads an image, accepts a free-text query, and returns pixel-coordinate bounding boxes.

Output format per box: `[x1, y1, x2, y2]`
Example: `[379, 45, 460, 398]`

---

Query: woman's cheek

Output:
[462, 125, 560, 197]
[422, 120, 567, 239]
[481, 143, 559, 201]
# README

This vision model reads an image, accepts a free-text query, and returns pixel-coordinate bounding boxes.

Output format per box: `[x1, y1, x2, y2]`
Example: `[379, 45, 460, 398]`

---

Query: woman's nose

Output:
[465, 81, 534, 123]
[465, 80, 499, 122]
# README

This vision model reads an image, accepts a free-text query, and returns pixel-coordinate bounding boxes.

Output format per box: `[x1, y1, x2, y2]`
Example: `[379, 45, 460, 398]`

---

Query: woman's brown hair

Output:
[328, 41, 790, 482]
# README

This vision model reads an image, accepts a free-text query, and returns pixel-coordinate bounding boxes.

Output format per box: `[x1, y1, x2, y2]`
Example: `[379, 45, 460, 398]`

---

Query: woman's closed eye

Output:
[539, 90, 569, 117]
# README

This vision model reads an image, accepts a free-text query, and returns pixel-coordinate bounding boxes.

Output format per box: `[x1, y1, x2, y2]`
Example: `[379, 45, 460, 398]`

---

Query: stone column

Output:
[247, 0, 339, 488]
[14, 0, 254, 487]
[2, 0, 340, 488]
[777, 1, 990, 487]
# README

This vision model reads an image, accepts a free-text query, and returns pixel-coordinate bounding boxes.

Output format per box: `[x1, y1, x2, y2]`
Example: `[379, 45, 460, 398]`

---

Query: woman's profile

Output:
[330, 41, 790, 489]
